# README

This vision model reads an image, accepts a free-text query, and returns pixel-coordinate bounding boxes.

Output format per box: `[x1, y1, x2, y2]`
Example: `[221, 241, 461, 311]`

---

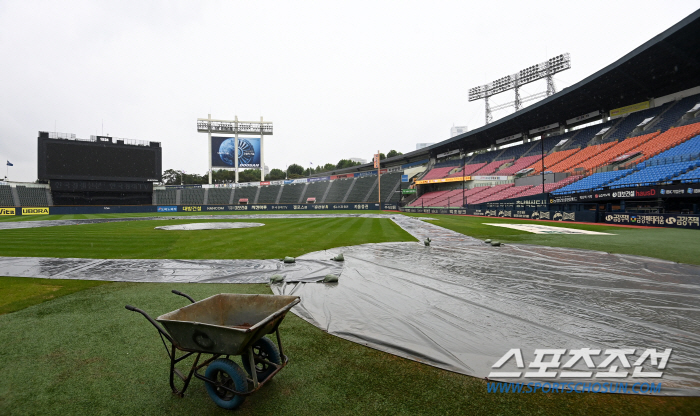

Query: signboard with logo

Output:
[401, 188, 417, 194]
[21, 207, 49, 215]
[604, 212, 700, 229]
[415, 176, 471, 185]
[211, 136, 261, 168]
[610, 101, 650, 118]
[550, 184, 699, 203]
[0, 208, 16, 215]
[157, 206, 177, 212]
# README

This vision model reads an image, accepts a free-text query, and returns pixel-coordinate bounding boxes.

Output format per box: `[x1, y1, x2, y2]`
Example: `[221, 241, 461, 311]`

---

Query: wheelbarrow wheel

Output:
[204, 358, 247, 410]
[241, 336, 281, 382]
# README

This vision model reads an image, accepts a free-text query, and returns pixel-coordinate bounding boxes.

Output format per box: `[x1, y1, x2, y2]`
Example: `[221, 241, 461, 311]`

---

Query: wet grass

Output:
[0, 276, 108, 315]
[0, 217, 415, 259]
[403, 213, 700, 265]
[0, 281, 698, 416]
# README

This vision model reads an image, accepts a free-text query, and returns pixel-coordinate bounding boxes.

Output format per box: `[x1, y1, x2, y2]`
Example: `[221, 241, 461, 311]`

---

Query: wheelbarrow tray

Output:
[156, 294, 300, 356]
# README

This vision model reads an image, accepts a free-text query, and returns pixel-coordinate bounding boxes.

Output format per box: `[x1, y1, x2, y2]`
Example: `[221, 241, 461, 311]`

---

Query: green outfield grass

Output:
[0, 217, 415, 259]
[1, 281, 698, 416]
[0, 276, 108, 315]
[403, 213, 700, 265]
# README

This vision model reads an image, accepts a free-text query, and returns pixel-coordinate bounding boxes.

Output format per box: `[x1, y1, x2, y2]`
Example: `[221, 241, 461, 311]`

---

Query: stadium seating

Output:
[345, 176, 376, 203]
[16, 186, 49, 206]
[0, 185, 15, 206]
[565, 120, 615, 148]
[605, 104, 669, 142]
[466, 184, 515, 204]
[507, 177, 583, 199]
[207, 188, 232, 205]
[304, 181, 329, 202]
[548, 142, 616, 173]
[653, 94, 700, 132]
[366, 172, 402, 203]
[278, 183, 305, 203]
[642, 134, 700, 166]
[473, 158, 513, 175]
[447, 162, 487, 177]
[572, 132, 659, 174]
[528, 148, 578, 173]
[325, 178, 354, 203]
[155, 189, 177, 205]
[180, 188, 205, 205]
[469, 152, 498, 164]
[551, 170, 633, 194]
[420, 166, 455, 180]
[257, 184, 281, 203]
[495, 141, 537, 161]
[607, 161, 700, 188]
[675, 167, 700, 183]
[629, 123, 700, 165]
[233, 186, 257, 203]
[409, 190, 449, 207]
[497, 155, 542, 175]
[522, 132, 576, 157]
[473, 184, 533, 204]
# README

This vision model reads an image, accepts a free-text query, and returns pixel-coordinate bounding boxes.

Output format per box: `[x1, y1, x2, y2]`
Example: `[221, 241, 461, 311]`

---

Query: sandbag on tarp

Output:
[272, 242, 700, 396]
[0, 256, 343, 284]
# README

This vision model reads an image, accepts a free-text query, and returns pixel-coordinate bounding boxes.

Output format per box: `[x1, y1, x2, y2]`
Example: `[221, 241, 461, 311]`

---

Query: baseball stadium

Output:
[2, 6, 700, 416]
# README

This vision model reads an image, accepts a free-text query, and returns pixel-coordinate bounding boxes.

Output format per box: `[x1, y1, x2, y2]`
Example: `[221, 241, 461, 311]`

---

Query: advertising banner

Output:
[157, 206, 177, 212]
[0, 208, 16, 215]
[604, 212, 700, 229]
[401, 188, 417, 194]
[21, 207, 49, 215]
[610, 101, 650, 118]
[549, 184, 700, 204]
[415, 176, 470, 185]
[211, 136, 261, 168]
[401, 175, 409, 182]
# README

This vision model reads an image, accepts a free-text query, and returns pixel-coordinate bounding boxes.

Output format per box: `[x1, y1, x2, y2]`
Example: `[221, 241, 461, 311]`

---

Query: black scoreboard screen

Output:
[38, 136, 162, 182]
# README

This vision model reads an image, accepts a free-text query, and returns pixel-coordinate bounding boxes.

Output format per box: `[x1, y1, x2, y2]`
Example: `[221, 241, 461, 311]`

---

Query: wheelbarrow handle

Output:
[125, 305, 175, 344]
[171, 290, 196, 304]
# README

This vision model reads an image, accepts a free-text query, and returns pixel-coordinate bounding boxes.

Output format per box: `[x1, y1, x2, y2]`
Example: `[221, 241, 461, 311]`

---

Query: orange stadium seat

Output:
[528, 148, 578, 173]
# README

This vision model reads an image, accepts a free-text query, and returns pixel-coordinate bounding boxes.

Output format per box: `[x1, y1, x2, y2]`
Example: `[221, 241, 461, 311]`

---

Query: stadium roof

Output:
[319, 8, 700, 176]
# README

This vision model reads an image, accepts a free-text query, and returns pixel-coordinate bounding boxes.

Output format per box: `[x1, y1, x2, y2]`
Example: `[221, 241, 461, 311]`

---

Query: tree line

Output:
[161, 151, 403, 185]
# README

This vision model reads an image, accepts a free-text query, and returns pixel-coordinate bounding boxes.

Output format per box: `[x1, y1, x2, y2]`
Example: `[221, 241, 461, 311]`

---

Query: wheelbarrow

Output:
[125, 290, 300, 410]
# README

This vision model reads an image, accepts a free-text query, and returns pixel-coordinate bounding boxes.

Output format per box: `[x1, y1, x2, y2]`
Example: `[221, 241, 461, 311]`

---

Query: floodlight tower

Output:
[469, 53, 571, 124]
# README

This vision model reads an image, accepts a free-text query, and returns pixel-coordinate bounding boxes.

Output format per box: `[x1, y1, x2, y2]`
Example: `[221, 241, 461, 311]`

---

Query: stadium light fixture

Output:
[469, 53, 571, 124]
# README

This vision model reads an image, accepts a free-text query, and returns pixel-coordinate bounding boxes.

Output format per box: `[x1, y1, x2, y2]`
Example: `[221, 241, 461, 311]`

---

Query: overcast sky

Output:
[1, 1, 698, 182]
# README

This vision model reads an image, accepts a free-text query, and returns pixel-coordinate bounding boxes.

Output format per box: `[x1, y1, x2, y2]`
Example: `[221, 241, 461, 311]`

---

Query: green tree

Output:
[336, 159, 361, 170]
[212, 169, 237, 183]
[386, 150, 403, 158]
[265, 168, 286, 181]
[238, 169, 262, 183]
[287, 164, 304, 177]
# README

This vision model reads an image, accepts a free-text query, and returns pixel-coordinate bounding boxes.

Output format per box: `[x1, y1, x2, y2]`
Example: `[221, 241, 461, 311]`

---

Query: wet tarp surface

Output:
[270, 217, 700, 396]
[0, 257, 342, 284]
[154, 222, 265, 230]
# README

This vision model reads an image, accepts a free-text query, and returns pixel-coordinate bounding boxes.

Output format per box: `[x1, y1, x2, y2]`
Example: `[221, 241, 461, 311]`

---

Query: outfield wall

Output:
[0, 203, 399, 216]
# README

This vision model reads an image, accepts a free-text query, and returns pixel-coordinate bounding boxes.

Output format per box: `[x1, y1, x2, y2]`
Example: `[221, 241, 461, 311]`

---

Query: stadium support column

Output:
[260, 116, 265, 182]
[208, 114, 213, 185]
[235, 116, 239, 183]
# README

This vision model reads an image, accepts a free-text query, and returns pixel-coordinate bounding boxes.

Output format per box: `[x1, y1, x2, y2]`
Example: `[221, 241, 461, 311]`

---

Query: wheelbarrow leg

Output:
[246, 345, 259, 389]
[169, 344, 202, 397]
